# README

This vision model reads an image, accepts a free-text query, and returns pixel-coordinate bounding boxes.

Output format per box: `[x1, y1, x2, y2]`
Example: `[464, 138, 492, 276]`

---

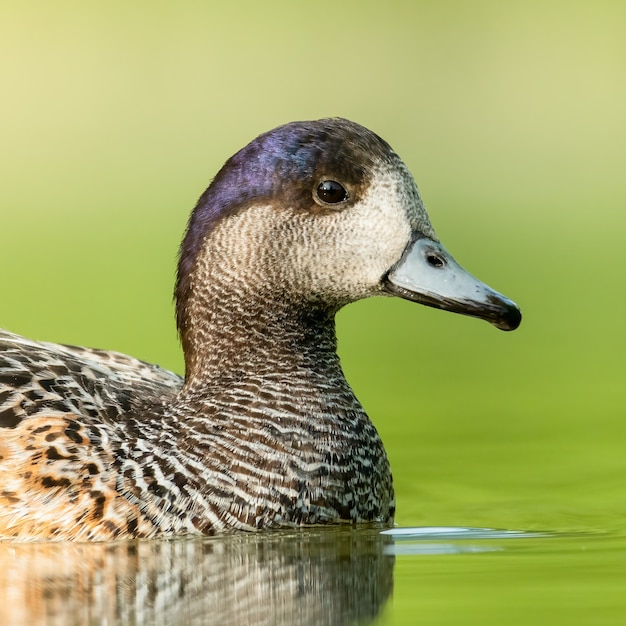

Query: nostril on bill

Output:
[426, 254, 445, 268]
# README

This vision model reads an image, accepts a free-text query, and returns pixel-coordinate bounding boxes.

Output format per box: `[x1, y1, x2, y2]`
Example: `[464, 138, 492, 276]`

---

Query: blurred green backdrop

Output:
[1, 1, 624, 536]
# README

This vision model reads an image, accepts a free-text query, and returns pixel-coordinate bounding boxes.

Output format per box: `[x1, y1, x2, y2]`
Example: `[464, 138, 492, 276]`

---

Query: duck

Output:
[0, 118, 521, 541]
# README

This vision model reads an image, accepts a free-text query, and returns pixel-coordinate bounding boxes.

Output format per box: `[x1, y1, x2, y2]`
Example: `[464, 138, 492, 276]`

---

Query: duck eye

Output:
[315, 180, 348, 205]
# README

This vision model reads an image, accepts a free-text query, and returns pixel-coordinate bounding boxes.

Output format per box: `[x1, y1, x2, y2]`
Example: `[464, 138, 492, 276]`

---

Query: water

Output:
[1, 527, 624, 625]
[387, 528, 626, 626]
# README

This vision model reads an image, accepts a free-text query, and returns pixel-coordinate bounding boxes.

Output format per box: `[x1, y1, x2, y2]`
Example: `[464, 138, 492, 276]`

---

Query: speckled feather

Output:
[0, 118, 442, 540]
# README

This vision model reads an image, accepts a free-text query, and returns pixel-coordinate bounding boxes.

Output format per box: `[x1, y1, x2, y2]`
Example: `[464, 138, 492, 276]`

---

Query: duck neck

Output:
[179, 291, 348, 395]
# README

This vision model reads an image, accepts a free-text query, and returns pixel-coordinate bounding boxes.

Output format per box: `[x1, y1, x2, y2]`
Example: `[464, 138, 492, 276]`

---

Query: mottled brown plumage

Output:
[0, 118, 520, 540]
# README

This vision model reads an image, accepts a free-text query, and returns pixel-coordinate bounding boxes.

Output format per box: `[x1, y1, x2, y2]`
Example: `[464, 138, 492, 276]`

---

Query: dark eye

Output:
[315, 180, 348, 205]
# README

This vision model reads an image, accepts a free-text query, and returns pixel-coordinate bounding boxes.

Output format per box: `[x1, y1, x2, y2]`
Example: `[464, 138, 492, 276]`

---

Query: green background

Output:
[2, 0, 624, 536]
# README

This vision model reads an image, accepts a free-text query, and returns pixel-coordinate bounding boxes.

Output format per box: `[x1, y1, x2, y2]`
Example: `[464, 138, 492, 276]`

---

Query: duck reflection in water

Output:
[0, 529, 394, 626]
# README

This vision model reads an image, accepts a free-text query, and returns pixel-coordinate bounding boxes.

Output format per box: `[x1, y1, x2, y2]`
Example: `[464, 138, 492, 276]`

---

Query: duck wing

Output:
[0, 329, 183, 540]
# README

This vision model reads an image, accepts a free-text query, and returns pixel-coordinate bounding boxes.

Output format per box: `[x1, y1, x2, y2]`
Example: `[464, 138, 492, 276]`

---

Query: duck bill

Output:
[383, 235, 521, 331]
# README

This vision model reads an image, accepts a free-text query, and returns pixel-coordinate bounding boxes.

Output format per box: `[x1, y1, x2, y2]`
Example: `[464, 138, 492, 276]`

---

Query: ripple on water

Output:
[380, 526, 549, 556]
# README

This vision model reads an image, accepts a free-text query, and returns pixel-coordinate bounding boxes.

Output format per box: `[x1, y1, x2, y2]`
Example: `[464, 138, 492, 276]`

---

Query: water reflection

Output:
[0, 527, 393, 626]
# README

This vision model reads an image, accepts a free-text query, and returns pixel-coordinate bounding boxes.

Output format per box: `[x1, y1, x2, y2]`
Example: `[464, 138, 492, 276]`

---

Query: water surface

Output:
[2, 527, 624, 625]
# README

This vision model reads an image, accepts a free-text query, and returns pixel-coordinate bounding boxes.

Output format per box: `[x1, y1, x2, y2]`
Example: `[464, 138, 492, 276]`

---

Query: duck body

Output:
[0, 327, 390, 539]
[0, 118, 520, 540]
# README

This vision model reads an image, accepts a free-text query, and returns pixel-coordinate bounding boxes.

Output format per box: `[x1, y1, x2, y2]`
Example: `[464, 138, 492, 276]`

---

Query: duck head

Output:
[176, 118, 520, 374]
